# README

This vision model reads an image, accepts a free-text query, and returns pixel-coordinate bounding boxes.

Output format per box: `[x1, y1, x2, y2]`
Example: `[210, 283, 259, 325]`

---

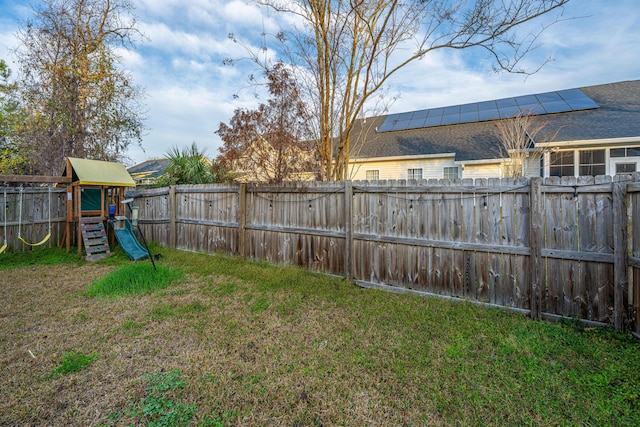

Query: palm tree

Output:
[156, 142, 215, 186]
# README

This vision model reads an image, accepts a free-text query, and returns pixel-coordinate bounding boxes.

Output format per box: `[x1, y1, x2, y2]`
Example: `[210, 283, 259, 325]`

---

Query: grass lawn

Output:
[0, 246, 638, 426]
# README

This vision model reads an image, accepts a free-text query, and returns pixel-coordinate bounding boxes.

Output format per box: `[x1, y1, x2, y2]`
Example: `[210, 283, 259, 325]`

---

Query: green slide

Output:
[111, 218, 149, 261]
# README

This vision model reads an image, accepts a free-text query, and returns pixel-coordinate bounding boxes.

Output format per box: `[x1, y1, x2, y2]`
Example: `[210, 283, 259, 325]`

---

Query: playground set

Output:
[0, 157, 150, 262]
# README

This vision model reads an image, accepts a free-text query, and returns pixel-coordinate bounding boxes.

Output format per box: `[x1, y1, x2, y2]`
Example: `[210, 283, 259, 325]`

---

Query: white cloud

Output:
[375, 0, 640, 117]
[223, 1, 265, 26]
[2, 0, 640, 167]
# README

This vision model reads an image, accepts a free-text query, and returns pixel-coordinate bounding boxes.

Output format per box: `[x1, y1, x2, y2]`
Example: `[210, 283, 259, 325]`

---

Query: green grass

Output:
[86, 263, 183, 297]
[160, 249, 640, 425]
[49, 351, 97, 377]
[124, 370, 196, 427]
[2, 246, 639, 426]
[0, 247, 82, 270]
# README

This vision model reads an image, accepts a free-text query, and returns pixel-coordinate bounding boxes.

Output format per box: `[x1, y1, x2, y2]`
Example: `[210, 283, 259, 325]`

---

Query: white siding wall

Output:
[349, 157, 457, 180]
[350, 158, 544, 181]
[462, 164, 501, 180]
[522, 159, 542, 178]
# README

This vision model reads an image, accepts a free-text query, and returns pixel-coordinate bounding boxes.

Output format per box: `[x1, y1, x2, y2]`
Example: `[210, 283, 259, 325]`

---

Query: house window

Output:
[611, 146, 640, 157]
[366, 170, 379, 181]
[407, 168, 423, 180]
[579, 149, 605, 176]
[443, 166, 460, 179]
[549, 151, 574, 177]
[616, 163, 637, 174]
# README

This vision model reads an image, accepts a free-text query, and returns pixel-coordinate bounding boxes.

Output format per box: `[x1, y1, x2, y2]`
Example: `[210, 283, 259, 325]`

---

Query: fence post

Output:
[344, 181, 353, 281]
[169, 186, 176, 249]
[613, 180, 628, 331]
[239, 183, 247, 259]
[529, 177, 543, 319]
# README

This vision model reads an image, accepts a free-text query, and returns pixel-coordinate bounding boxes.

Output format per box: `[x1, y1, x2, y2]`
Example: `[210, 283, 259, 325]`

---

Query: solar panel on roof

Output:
[377, 121, 394, 132]
[392, 119, 411, 131]
[496, 98, 517, 108]
[377, 88, 599, 133]
[408, 117, 427, 129]
[477, 100, 497, 111]
[441, 114, 459, 125]
[411, 109, 429, 119]
[424, 115, 442, 126]
[459, 110, 479, 122]
[557, 88, 584, 100]
[515, 95, 538, 105]
[460, 103, 478, 113]
[402, 111, 415, 119]
[499, 105, 521, 118]
[518, 103, 546, 115]
[478, 108, 499, 121]
[536, 92, 561, 102]
[565, 97, 599, 110]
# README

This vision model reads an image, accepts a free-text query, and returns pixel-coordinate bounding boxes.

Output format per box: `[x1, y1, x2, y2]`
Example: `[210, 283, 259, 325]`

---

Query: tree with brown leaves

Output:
[216, 63, 316, 183]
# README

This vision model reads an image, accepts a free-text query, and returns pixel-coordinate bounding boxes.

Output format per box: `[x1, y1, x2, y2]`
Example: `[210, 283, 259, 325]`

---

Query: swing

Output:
[18, 186, 52, 247]
[0, 188, 7, 254]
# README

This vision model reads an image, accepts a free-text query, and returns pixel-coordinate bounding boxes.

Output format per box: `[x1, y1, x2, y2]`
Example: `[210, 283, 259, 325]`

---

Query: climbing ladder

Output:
[80, 217, 110, 261]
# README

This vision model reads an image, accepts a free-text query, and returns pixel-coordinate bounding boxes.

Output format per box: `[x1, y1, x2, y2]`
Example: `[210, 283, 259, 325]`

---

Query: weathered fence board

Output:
[120, 175, 640, 332]
[632, 181, 640, 334]
[0, 187, 66, 253]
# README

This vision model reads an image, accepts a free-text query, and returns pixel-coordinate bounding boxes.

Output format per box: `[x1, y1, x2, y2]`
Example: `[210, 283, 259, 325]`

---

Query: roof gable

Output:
[64, 158, 136, 187]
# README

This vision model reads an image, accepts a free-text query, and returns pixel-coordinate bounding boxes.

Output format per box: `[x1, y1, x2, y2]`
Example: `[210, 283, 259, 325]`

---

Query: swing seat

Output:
[0, 242, 6, 254]
[19, 233, 51, 247]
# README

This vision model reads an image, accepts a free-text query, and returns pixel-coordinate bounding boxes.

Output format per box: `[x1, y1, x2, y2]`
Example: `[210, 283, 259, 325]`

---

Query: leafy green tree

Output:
[0, 60, 28, 174]
[14, 0, 146, 175]
[156, 143, 217, 186]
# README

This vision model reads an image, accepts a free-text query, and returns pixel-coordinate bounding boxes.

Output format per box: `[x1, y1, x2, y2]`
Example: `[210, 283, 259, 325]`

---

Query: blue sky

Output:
[1, 0, 639, 166]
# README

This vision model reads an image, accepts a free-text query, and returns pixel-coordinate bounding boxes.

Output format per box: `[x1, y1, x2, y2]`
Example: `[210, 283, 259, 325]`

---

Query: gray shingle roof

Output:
[127, 158, 169, 178]
[352, 80, 640, 161]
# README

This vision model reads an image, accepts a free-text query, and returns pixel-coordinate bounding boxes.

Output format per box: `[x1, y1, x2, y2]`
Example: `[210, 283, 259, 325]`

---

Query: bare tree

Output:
[495, 111, 554, 178]
[217, 63, 316, 183]
[254, 0, 571, 181]
[14, 0, 146, 175]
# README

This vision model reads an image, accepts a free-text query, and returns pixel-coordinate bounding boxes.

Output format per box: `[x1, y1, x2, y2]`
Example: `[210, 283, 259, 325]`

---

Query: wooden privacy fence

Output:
[0, 187, 67, 252]
[128, 176, 638, 333]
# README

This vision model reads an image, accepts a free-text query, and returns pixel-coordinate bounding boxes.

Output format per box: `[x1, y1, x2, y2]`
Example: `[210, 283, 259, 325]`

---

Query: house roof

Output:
[127, 158, 170, 179]
[63, 157, 136, 187]
[352, 80, 640, 161]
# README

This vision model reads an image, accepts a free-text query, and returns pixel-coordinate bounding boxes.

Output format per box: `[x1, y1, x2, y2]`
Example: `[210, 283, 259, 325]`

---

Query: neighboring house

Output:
[229, 134, 317, 183]
[348, 80, 640, 180]
[127, 158, 169, 186]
